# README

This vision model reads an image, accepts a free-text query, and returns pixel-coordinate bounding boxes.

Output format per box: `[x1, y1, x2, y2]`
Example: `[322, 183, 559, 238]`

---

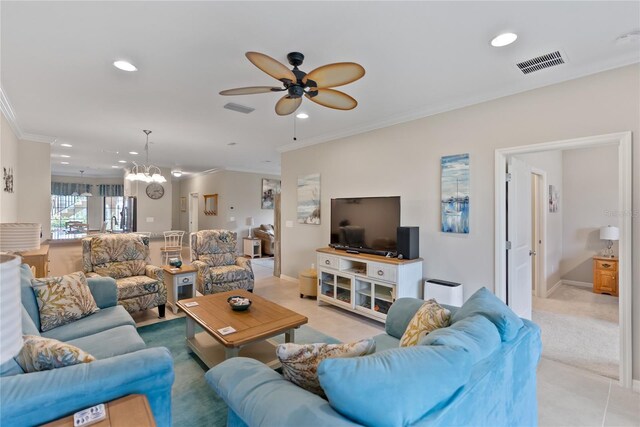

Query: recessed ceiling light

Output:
[111, 165, 120, 168]
[118, 160, 127, 163]
[60, 161, 69, 165]
[113, 60, 137, 72]
[491, 32, 518, 47]
[172, 170, 183, 177]
[60, 154, 70, 158]
[296, 113, 309, 119]
[227, 142, 237, 146]
[60, 143, 72, 148]
[129, 151, 138, 155]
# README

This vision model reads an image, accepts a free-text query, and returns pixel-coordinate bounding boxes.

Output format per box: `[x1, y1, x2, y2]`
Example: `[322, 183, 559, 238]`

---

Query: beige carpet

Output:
[532, 284, 619, 379]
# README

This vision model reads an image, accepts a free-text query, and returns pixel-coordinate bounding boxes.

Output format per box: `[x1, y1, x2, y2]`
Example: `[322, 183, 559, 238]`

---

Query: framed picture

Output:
[180, 197, 187, 212]
[441, 153, 470, 234]
[549, 185, 559, 213]
[261, 178, 281, 209]
[297, 173, 320, 225]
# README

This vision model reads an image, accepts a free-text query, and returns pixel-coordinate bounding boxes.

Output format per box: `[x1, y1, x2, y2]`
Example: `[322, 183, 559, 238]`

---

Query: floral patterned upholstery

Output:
[82, 234, 167, 315]
[190, 230, 254, 295]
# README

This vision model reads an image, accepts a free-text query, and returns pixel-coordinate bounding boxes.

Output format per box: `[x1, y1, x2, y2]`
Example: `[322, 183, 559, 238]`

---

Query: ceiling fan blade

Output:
[305, 89, 357, 110]
[275, 95, 302, 116]
[246, 52, 297, 83]
[302, 62, 365, 88]
[219, 86, 283, 95]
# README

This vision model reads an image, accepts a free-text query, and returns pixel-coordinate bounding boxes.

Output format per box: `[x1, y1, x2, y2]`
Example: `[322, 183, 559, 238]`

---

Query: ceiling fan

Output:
[220, 52, 365, 116]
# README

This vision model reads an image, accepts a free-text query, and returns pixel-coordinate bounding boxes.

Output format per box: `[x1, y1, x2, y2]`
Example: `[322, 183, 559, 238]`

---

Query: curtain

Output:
[51, 182, 93, 196]
[98, 184, 124, 197]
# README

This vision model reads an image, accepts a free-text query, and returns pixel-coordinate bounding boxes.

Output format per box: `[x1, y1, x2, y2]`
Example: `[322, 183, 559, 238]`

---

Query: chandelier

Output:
[125, 130, 167, 183]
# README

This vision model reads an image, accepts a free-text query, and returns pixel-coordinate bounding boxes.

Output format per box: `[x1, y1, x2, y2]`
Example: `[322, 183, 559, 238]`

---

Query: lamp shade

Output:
[0, 223, 41, 252]
[0, 254, 22, 363]
[599, 226, 619, 241]
[246, 217, 255, 227]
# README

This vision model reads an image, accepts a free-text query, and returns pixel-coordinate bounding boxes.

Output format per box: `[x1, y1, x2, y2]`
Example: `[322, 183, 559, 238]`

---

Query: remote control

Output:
[73, 403, 106, 426]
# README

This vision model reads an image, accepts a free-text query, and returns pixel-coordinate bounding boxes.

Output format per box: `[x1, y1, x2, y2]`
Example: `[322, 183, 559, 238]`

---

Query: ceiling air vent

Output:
[516, 51, 565, 75]
[223, 103, 255, 114]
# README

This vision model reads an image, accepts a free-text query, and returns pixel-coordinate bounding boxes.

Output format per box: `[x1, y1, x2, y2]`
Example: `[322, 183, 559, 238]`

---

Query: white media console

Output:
[316, 247, 423, 322]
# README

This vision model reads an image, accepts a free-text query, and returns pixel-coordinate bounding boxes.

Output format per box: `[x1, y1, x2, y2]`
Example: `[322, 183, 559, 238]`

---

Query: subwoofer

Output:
[397, 226, 419, 260]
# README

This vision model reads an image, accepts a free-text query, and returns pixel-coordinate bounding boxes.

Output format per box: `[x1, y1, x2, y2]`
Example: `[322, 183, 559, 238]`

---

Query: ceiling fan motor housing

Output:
[287, 85, 304, 98]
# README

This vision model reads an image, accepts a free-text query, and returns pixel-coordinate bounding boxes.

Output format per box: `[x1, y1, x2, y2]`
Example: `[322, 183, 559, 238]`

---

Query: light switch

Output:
[146, 217, 154, 223]
[229, 216, 235, 222]
[286, 220, 293, 228]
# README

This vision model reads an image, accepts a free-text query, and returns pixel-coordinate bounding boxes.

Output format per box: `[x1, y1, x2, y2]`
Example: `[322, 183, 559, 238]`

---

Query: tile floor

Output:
[134, 258, 640, 427]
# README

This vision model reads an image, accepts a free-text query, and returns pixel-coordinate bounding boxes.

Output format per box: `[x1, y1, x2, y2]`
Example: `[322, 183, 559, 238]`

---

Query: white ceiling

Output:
[2, 1, 639, 178]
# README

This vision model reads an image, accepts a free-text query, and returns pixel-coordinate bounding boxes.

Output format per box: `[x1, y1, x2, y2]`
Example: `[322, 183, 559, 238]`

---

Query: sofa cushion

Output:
[372, 333, 400, 352]
[90, 234, 148, 265]
[41, 305, 135, 342]
[421, 315, 501, 364]
[31, 272, 100, 332]
[199, 253, 237, 266]
[94, 259, 147, 279]
[206, 265, 252, 283]
[115, 275, 159, 299]
[451, 287, 524, 342]
[20, 264, 40, 331]
[16, 335, 95, 373]
[399, 299, 450, 347]
[385, 297, 429, 339]
[22, 307, 40, 336]
[0, 359, 24, 377]
[276, 339, 376, 397]
[67, 325, 146, 359]
[318, 345, 472, 426]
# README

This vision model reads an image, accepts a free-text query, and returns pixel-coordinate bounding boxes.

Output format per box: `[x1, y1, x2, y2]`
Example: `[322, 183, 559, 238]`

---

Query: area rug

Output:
[138, 317, 339, 427]
[532, 310, 619, 379]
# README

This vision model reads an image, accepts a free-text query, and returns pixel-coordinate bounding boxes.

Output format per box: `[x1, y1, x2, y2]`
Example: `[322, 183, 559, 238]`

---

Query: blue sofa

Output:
[206, 288, 542, 427]
[0, 264, 174, 427]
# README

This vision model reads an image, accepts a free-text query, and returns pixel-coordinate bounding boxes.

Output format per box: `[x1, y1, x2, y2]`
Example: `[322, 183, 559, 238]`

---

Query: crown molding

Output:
[278, 57, 640, 153]
[0, 86, 57, 144]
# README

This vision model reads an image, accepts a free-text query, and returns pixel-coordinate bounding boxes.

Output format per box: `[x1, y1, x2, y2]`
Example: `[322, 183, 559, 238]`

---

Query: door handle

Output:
[529, 250, 536, 256]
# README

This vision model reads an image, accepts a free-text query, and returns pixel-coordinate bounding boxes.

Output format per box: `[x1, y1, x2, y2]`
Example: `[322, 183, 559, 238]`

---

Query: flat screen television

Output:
[330, 196, 400, 255]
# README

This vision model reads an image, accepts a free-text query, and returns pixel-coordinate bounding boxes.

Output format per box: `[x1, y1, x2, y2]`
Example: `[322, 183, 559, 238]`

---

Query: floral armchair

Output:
[190, 230, 254, 295]
[82, 234, 166, 317]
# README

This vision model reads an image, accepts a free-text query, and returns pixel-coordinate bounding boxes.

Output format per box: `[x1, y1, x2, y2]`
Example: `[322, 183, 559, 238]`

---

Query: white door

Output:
[507, 157, 533, 320]
[189, 193, 199, 234]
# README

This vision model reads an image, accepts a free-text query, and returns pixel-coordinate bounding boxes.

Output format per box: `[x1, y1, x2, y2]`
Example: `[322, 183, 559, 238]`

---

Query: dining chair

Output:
[161, 230, 185, 265]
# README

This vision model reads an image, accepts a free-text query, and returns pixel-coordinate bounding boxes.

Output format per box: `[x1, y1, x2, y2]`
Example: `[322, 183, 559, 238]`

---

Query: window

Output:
[50, 195, 88, 237]
[104, 196, 124, 231]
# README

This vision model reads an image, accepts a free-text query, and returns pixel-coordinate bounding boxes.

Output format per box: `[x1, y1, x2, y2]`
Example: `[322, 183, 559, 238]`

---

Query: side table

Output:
[43, 394, 156, 427]
[243, 237, 261, 259]
[162, 265, 197, 314]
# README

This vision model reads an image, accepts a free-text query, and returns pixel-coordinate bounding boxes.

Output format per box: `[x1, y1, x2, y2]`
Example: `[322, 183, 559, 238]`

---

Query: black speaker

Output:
[397, 226, 419, 260]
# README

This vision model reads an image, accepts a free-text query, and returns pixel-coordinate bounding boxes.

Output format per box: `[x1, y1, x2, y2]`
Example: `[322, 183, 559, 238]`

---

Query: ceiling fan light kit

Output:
[220, 51, 365, 116]
[125, 130, 167, 183]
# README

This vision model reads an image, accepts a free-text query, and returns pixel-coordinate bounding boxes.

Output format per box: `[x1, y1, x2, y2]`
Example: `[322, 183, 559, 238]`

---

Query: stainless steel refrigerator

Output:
[120, 196, 137, 232]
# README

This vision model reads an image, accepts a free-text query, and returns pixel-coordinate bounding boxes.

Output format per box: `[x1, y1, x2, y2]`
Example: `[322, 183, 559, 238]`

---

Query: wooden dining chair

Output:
[161, 230, 185, 265]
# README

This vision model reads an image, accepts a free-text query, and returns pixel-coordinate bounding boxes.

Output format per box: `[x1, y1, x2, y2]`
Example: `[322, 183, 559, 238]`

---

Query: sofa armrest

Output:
[236, 257, 253, 275]
[206, 358, 358, 427]
[146, 264, 164, 282]
[87, 276, 118, 309]
[0, 347, 174, 427]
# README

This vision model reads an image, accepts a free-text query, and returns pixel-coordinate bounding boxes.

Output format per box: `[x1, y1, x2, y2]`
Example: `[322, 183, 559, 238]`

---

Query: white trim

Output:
[562, 280, 593, 289]
[279, 274, 299, 283]
[0, 86, 56, 144]
[495, 131, 633, 389]
[546, 280, 563, 298]
[530, 167, 547, 298]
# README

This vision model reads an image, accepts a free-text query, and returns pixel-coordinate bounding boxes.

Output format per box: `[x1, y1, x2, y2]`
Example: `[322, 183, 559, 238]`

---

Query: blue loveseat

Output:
[0, 264, 174, 427]
[206, 288, 542, 427]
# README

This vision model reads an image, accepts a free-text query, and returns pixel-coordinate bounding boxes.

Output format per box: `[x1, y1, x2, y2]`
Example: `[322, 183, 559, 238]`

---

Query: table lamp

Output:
[0, 223, 42, 252]
[599, 225, 619, 258]
[246, 217, 255, 238]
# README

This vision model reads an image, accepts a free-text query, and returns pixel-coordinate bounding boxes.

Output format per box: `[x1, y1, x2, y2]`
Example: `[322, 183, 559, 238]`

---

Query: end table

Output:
[162, 265, 197, 314]
[243, 237, 261, 259]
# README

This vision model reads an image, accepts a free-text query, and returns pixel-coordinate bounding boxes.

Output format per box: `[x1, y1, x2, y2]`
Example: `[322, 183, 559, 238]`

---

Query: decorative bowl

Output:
[227, 296, 252, 311]
[169, 258, 182, 268]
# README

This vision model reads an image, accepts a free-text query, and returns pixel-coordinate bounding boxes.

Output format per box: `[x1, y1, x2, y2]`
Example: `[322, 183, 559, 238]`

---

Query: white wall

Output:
[280, 64, 640, 380]
[515, 150, 563, 292]
[178, 170, 279, 251]
[0, 114, 18, 221]
[561, 145, 619, 283]
[17, 141, 51, 240]
[127, 167, 173, 233]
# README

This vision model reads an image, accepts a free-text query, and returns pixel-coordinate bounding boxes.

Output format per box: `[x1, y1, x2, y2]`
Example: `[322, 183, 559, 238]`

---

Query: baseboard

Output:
[633, 379, 640, 393]
[280, 274, 299, 283]
[546, 280, 562, 297]
[562, 280, 592, 289]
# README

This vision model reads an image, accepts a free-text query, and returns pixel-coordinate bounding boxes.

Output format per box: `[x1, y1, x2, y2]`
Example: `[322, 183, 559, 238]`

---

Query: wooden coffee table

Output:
[176, 290, 308, 366]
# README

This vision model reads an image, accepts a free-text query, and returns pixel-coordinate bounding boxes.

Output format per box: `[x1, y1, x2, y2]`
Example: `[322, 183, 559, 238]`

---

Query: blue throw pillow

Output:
[421, 315, 501, 364]
[318, 345, 472, 426]
[451, 287, 523, 341]
[19, 264, 40, 331]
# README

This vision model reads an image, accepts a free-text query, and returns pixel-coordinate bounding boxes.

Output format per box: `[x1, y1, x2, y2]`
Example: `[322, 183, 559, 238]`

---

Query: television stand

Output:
[316, 247, 423, 322]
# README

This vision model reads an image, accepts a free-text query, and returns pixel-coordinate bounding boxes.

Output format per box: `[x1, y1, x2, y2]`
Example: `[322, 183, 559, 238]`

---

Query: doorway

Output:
[495, 132, 632, 388]
[530, 169, 546, 298]
[189, 193, 199, 234]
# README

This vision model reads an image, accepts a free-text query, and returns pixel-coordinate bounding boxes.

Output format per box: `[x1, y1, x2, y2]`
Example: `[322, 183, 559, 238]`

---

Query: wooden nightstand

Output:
[243, 238, 261, 259]
[593, 256, 618, 297]
[162, 265, 197, 314]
